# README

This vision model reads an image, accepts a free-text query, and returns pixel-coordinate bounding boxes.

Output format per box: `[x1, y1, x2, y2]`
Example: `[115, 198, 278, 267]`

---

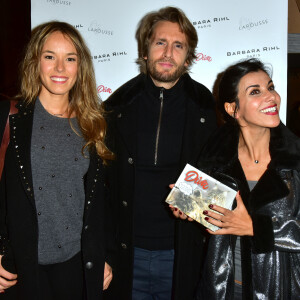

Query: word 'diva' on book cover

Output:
[166, 163, 237, 231]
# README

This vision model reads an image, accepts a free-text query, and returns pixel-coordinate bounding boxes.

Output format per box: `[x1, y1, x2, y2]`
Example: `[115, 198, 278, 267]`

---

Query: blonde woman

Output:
[0, 21, 114, 300]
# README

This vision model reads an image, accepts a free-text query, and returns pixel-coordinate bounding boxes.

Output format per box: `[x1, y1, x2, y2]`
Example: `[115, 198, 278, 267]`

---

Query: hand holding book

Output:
[203, 192, 254, 236]
[168, 184, 194, 221]
[167, 164, 253, 235]
[166, 164, 237, 232]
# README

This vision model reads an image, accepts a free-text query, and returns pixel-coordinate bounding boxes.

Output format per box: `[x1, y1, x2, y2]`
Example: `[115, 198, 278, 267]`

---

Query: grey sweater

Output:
[31, 99, 89, 264]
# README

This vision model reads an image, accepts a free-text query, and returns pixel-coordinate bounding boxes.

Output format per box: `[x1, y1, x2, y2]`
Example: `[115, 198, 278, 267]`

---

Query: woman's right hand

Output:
[169, 205, 194, 221]
[0, 255, 18, 293]
[168, 184, 194, 221]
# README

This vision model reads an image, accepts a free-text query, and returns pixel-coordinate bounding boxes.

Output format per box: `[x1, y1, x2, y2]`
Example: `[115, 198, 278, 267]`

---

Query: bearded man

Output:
[103, 6, 217, 300]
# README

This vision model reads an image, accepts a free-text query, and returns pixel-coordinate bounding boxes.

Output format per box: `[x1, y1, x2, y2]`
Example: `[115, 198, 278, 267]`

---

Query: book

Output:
[166, 163, 237, 231]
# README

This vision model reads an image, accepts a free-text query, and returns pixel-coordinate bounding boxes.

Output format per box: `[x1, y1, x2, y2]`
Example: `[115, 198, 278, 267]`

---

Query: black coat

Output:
[197, 122, 300, 299]
[0, 100, 111, 300]
[103, 73, 217, 300]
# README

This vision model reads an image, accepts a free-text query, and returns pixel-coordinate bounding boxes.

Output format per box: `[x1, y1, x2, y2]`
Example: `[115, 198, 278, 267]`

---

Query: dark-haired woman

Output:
[172, 59, 300, 299]
[0, 21, 114, 300]
[196, 59, 300, 299]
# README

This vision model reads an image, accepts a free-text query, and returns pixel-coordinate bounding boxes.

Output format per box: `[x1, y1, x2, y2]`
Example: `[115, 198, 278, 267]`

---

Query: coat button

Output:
[85, 262, 93, 269]
[122, 201, 128, 207]
[200, 118, 206, 123]
[128, 157, 133, 164]
[121, 243, 127, 249]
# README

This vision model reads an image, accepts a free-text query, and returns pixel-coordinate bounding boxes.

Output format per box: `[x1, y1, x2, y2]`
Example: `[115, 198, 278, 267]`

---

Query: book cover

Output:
[166, 163, 237, 231]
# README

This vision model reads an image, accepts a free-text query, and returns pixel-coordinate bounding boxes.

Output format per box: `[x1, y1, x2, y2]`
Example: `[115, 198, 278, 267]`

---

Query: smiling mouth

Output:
[51, 77, 68, 82]
[260, 105, 277, 113]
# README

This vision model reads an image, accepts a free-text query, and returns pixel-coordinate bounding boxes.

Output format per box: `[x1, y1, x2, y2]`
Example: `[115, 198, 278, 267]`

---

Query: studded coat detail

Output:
[0, 100, 112, 300]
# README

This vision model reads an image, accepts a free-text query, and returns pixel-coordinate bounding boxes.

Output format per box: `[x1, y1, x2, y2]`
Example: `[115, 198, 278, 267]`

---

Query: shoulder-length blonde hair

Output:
[19, 21, 113, 163]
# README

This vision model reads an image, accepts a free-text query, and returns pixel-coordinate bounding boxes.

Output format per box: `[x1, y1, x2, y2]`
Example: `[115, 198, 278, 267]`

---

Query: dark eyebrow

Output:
[155, 38, 184, 45]
[156, 38, 166, 42]
[245, 84, 259, 91]
[42, 50, 78, 56]
[245, 80, 273, 91]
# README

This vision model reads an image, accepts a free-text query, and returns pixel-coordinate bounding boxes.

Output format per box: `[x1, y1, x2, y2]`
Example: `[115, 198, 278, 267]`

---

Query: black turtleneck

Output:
[134, 74, 186, 250]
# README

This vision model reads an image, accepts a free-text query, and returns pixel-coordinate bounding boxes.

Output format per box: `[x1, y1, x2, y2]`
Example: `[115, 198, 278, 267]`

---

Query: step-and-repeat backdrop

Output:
[31, 0, 288, 121]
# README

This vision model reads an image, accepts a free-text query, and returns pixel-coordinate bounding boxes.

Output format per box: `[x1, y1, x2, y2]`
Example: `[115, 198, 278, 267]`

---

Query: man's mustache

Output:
[155, 58, 177, 66]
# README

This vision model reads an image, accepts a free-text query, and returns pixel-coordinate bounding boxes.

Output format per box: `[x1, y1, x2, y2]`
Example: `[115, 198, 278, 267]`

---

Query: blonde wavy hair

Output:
[19, 21, 114, 163]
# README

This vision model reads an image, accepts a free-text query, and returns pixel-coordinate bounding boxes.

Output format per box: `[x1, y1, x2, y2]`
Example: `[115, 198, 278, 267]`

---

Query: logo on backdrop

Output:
[227, 46, 280, 58]
[92, 51, 128, 63]
[193, 17, 230, 30]
[74, 24, 83, 29]
[196, 53, 212, 62]
[46, 0, 71, 5]
[239, 18, 268, 31]
[88, 21, 113, 36]
[97, 85, 113, 94]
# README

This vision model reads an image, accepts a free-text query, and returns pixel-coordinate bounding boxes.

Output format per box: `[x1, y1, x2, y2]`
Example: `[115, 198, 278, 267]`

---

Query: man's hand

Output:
[103, 262, 113, 290]
[0, 255, 17, 293]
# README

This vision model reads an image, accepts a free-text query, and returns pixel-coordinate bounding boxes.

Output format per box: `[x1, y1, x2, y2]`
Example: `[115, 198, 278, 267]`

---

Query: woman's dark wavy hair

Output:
[217, 58, 272, 124]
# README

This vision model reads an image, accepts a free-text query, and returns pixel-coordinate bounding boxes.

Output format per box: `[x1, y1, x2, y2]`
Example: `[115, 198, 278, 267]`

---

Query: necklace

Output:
[50, 106, 69, 117]
[254, 160, 259, 164]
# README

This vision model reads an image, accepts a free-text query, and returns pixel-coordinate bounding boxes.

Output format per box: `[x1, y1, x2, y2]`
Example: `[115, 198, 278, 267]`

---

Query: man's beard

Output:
[147, 58, 187, 83]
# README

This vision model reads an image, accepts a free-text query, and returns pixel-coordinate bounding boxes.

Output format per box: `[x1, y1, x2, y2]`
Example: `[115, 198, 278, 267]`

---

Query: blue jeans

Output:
[234, 282, 243, 300]
[132, 247, 175, 300]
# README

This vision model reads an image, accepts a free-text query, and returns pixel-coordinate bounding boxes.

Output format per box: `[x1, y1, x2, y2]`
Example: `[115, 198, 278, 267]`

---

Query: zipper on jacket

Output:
[154, 88, 164, 165]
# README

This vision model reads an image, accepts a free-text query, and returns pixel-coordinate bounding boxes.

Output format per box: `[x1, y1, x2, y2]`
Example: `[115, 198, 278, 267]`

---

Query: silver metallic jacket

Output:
[196, 123, 300, 300]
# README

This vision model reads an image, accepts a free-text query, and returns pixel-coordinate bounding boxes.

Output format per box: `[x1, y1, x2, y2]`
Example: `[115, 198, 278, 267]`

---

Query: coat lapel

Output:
[180, 99, 203, 166]
[248, 168, 290, 212]
[180, 73, 217, 169]
[180, 96, 216, 169]
[9, 103, 35, 205]
[83, 150, 102, 221]
[115, 99, 138, 159]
